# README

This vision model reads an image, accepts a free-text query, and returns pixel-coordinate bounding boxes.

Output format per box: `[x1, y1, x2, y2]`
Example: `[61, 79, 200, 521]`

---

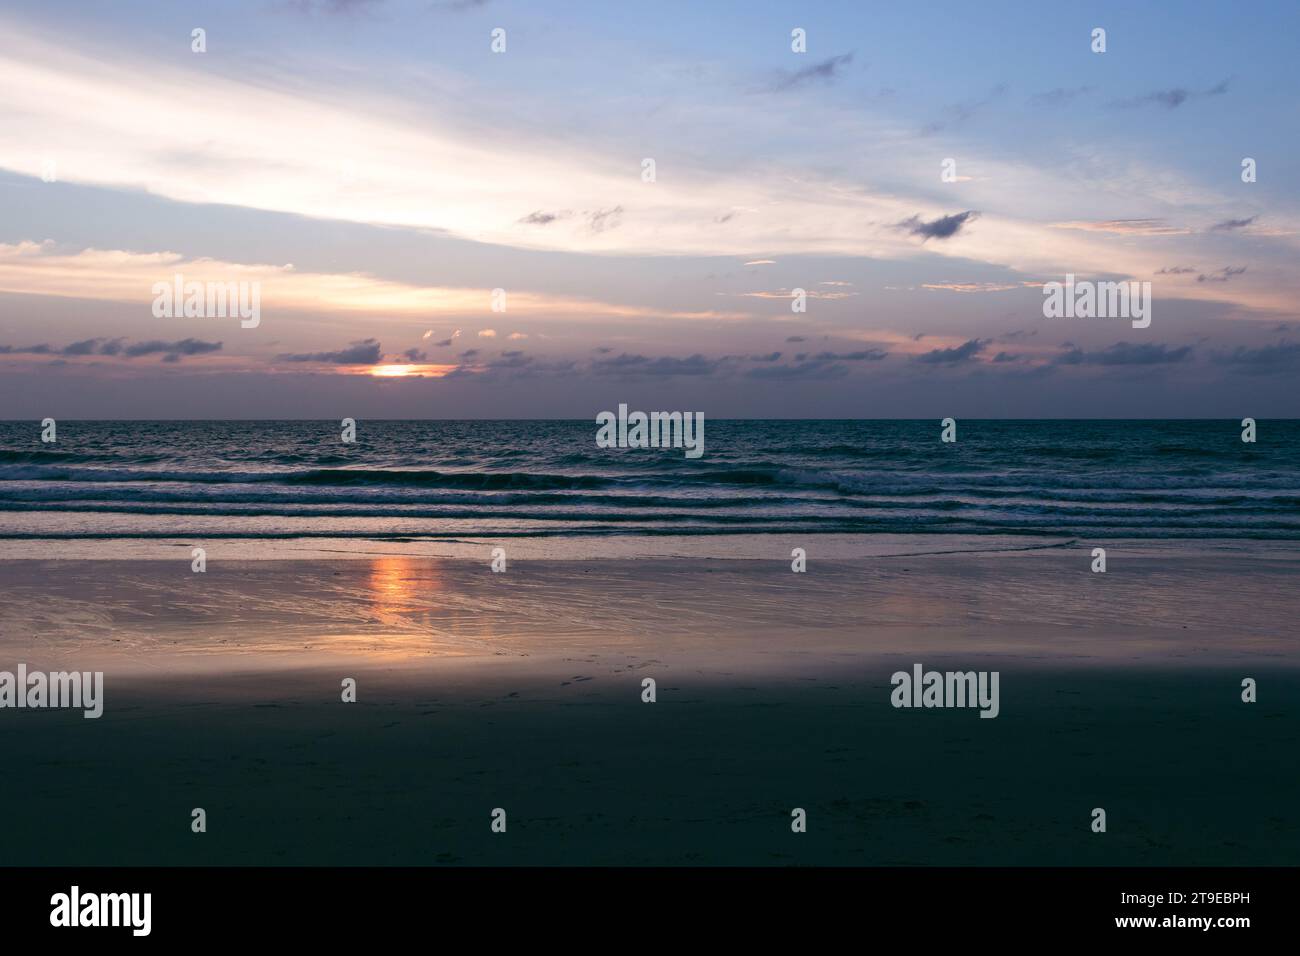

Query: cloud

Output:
[768, 53, 854, 92]
[401, 348, 427, 362]
[587, 206, 624, 233]
[0, 336, 220, 361]
[785, 336, 806, 343]
[809, 349, 887, 362]
[1052, 342, 1193, 366]
[277, 338, 382, 364]
[1211, 341, 1300, 371]
[744, 259, 776, 266]
[730, 288, 857, 300]
[1197, 266, 1247, 283]
[1210, 216, 1257, 232]
[914, 338, 988, 364]
[1053, 219, 1188, 236]
[519, 211, 565, 226]
[1156, 266, 1198, 275]
[1111, 78, 1230, 110]
[123, 338, 223, 359]
[898, 211, 979, 241]
[922, 281, 1019, 293]
[478, 329, 497, 338]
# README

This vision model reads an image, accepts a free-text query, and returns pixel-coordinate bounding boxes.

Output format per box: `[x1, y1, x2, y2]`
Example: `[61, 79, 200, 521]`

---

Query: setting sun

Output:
[366, 364, 455, 378]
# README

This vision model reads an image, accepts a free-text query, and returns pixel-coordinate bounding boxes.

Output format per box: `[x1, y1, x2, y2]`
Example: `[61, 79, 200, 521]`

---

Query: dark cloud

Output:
[810, 349, 887, 362]
[992, 351, 1021, 363]
[1156, 266, 1197, 275]
[1052, 342, 1193, 366]
[1210, 216, 1257, 232]
[914, 338, 988, 364]
[1197, 266, 1246, 283]
[1211, 341, 1300, 371]
[61, 339, 102, 356]
[401, 348, 427, 362]
[768, 53, 854, 92]
[749, 352, 783, 362]
[784, 335, 806, 343]
[0, 337, 212, 360]
[276, 338, 380, 364]
[124, 339, 223, 359]
[899, 210, 979, 241]
[519, 211, 562, 226]
[1111, 78, 1230, 110]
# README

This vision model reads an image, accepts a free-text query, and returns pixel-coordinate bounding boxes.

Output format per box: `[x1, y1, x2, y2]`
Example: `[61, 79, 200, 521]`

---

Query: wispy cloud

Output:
[914, 338, 988, 364]
[1110, 78, 1230, 110]
[1197, 266, 1247, 283]
[766, 53, 855, 92]
[1052, 219, 1189, 236]
[1210, 216, 1257, 232]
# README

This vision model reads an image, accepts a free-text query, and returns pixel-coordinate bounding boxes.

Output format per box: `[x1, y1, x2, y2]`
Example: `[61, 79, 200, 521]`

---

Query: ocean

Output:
[0, 420, 1297, 541]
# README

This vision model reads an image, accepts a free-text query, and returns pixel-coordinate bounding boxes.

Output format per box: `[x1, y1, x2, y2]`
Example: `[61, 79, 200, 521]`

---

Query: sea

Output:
[0, 420, 1297, 542]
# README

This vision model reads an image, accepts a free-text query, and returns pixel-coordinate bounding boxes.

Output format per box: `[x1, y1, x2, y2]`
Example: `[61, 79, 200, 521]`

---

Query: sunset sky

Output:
[1, 0, 1297, 418]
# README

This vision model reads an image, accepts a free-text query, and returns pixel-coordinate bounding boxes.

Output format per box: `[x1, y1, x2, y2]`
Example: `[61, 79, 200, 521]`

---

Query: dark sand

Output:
[1, 546, 1296, 865]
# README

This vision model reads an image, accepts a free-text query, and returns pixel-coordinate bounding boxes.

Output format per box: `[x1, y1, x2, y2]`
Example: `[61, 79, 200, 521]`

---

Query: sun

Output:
[364, 363, 456, 378]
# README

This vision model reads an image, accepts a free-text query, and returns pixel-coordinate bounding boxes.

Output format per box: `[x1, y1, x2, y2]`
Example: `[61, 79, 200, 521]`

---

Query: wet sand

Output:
[0, 545, 1297, 865]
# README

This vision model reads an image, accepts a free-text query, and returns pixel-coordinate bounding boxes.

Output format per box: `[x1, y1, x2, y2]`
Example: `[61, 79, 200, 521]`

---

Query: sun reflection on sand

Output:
[367, 556, 435, 628]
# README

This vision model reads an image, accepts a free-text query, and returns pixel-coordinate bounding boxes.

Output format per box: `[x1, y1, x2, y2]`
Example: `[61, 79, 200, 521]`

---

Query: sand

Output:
[0, 542, 1296, 865]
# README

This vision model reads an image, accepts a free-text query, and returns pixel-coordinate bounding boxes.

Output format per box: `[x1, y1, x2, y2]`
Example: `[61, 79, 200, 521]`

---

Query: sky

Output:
[0, 0, 1297, 418]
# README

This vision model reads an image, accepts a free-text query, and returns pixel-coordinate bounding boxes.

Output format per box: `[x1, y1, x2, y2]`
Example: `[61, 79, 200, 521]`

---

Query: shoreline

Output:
[3, 532, 1299, 562]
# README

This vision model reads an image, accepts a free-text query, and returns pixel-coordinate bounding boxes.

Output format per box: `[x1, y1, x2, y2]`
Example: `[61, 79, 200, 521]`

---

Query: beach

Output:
[3, 540, 1297, 866]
